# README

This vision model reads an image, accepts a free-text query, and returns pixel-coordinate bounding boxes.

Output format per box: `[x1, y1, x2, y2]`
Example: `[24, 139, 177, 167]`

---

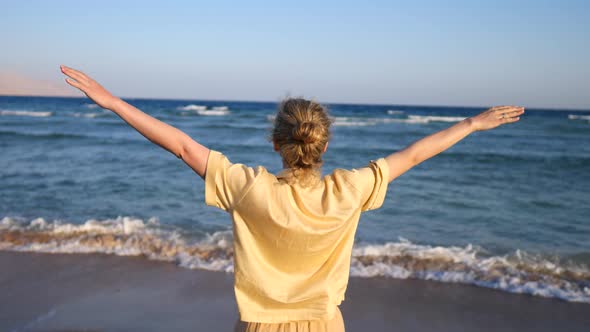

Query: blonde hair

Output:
[268, 98, 333, 187]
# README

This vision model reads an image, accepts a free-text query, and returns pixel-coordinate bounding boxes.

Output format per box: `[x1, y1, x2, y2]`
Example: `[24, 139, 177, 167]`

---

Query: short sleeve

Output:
[204, 149, 259, 211]
[349, 158, 390, 212]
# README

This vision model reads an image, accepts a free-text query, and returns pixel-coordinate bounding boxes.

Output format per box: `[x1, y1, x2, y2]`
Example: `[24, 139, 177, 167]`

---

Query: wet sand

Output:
[0, 251, 588, 332]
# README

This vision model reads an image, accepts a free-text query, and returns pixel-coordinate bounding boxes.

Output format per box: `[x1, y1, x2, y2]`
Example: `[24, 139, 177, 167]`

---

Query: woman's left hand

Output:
[60, 65, 119, 110]
[468, 105, 525, 132]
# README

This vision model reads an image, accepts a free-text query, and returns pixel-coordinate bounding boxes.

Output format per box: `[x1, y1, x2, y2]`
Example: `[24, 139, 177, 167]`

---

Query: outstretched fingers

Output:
[473, 105, 525, 131]
[505, 109, 524, 117]
[65, 77, 84, 91]
[493, 105, 522, 116]
[491, 105, 520, 113]
[498, 107, 524, 118]
[501, 115, 521, 123]
[490, 105, 513, 112]
[499, 108, 524, 124]
[60, 65, 89, 85]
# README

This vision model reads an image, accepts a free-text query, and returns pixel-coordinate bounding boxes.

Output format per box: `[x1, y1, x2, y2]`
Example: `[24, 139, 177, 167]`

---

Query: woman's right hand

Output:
[468, 105, 525, 131]
[60, 65, 119, 110]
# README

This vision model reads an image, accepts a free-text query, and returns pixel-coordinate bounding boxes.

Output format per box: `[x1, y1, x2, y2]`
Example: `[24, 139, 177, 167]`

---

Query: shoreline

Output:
[1, 251, 588, 331]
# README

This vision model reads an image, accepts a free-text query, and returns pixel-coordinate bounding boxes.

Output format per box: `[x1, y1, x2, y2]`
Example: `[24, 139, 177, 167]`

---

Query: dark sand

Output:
[0, 251, 588, 332]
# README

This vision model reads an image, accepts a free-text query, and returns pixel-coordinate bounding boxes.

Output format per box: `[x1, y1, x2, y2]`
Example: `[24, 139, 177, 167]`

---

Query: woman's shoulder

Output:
[328, 167, 362, 182]
[326, 159, 389, 196]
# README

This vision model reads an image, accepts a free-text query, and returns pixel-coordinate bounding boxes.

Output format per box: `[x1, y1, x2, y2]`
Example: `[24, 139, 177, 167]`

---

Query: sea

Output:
[1, 96, 589, 303]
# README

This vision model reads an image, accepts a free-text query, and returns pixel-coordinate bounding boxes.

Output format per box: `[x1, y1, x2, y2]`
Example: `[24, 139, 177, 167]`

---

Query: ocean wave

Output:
[568, 114, 590, 122]
[1, 216, 589, 303]
[351, 240, 590, 303]
[266, 114, 466, 126]
[84, 103, 100, 109]
[72, 110, 112, 118]
[0, 110, 53, 117]
[178, 104, 207, 111]
[406, 115, 467, 123]
[266, 114, 396, 126]
[177, 105, 230, 115]
[197, 108, 230, 116]
[331, 116, 395, 126]
[0, 130, 145, 145]
[0, 130, 89, 140]
[387, 110, 404, 115]
[0, 216, 234, 272]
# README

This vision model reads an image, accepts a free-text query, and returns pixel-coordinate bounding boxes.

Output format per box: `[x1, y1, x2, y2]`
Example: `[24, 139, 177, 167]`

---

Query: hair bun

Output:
[292, 121, 319, 144]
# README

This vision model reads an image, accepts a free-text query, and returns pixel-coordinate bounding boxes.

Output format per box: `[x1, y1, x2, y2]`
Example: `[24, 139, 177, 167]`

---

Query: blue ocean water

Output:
[1, 96, 589, 302]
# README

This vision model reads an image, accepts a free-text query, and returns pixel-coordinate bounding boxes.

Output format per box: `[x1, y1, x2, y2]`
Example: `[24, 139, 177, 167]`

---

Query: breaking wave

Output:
[1, 216, 588, 303]
[351, 240, 590, 303]
[0, 216, 233, 272]
[72, 110, 113, 118]
[178, 104, 207, 111]
[177, 105, 230, 115]
[0, 108, 112, 119]
[387, 110, 404, 115]
[266, 114, 467, 126]
[568, 114, 590, 122]
[406, 115, 467, 123]
[0, 110, 53, 117]
[0, 130, 89, 140]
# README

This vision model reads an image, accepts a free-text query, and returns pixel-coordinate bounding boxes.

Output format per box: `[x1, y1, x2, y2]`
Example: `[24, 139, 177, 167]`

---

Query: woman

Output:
[60, 65, 524, 331]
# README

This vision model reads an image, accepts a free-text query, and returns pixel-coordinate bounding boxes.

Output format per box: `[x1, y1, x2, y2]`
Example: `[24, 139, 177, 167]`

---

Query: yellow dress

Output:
[233, 305, 345, 332]
[204, 149, 389, 329]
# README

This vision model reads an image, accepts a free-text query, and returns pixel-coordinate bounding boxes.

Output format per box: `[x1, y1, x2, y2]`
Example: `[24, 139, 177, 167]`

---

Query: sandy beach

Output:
[0, 251, 588, 332]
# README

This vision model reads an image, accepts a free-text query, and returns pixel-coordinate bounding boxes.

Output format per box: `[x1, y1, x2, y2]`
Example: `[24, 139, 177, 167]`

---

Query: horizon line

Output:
[1, 93, 588, 112]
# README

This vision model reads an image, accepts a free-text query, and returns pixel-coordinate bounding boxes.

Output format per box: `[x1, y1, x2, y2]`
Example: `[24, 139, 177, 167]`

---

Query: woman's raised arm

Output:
[384, 106, 525, 182]
[60, 65, 210, 179]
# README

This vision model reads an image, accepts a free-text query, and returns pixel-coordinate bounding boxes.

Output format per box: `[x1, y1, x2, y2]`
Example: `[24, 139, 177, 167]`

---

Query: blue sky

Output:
[1, 0, 588, 109]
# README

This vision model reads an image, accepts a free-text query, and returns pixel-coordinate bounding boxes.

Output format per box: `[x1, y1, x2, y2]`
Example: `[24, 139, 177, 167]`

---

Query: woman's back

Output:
[204, 149, 390, 323]
[58, 65, 525, 331]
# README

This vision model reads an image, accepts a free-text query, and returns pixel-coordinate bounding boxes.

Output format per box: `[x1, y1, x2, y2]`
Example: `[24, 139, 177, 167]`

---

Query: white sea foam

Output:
[177, 104, 230, 115]
[332, 117, 378, 126]
[568, 114, 590, 122]
[196, 109, 231, 116]
[267, 114, 466, 126]
[331, 115, 465, 126]
[0, 110, 53, 117]
[0, 216, 234, 273]
[72, 112, 100, 118]
[267, 114, 402, 126]
[350, 239, 590, 303]
[84, 103, 100, 109]
[387, 110, 404, 115]
[72, 110, 111, 118]
[2, 216, 589, 303]
[407, 115, 467, 123]
[178, 104, 207, 111]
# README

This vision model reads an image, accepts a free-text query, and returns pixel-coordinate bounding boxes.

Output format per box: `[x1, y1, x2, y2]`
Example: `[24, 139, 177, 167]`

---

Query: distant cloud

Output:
[0, 72, 81, 97]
